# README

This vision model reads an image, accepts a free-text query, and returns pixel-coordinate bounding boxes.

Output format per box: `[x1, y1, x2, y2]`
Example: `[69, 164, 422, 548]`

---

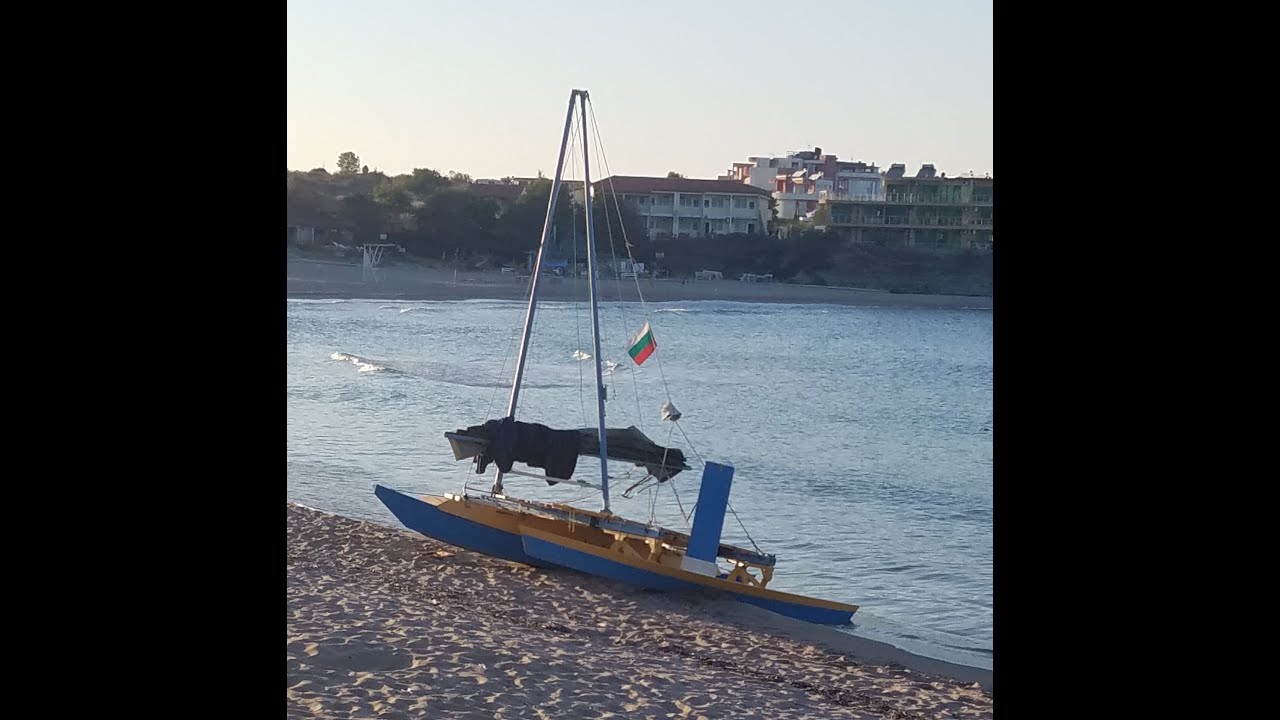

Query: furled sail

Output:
[447, 417, 690, 485]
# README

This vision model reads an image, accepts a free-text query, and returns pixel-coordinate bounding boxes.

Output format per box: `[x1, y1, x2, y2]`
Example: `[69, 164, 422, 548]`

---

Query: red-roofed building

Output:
[574, 176, 771, 239]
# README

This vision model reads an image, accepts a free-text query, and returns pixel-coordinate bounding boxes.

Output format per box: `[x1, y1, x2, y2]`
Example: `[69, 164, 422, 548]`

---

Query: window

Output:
[709, 196, 726, 208]
[748, 201, 756, 209]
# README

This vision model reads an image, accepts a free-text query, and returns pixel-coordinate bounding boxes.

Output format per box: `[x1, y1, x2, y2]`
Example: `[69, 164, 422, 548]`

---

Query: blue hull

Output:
[521, 533, 855, 625]
[373, 485, 549, 567]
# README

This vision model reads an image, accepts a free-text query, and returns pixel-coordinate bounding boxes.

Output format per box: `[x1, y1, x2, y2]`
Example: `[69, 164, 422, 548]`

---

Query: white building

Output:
[721, 148, 882, 221]
[576, 176, 772, 239]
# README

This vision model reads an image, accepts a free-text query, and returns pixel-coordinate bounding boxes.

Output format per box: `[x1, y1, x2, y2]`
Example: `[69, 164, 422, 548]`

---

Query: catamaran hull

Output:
[373, 485, 549, 567]
[373, 485, 857, 625]
[519, 529, 857, 625]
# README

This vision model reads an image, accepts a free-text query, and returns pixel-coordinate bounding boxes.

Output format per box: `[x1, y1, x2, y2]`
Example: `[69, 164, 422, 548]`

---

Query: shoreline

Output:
[287, 258, 993, 310]
[287, 502, 992, 718]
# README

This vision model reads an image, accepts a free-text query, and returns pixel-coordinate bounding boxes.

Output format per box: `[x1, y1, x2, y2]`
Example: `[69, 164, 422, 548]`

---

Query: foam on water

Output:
[330, 351, 389, 373]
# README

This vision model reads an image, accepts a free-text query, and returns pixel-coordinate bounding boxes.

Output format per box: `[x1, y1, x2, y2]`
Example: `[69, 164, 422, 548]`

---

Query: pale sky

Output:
[287, 0, 992, 181]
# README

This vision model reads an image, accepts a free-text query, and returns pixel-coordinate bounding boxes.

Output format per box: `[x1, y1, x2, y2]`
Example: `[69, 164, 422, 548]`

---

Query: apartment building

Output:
[820, 164, 993, 249]
[576, 176, 772, 239]
[721, 148, 882, 220]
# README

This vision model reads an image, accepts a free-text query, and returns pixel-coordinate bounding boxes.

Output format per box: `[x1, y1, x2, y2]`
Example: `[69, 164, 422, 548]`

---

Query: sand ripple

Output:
[287, 502, 992, 719]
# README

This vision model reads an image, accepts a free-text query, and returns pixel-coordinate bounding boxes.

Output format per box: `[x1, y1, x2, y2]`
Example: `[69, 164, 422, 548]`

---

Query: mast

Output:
[493, 90, 578, 495]
[578, 90, 612, 514]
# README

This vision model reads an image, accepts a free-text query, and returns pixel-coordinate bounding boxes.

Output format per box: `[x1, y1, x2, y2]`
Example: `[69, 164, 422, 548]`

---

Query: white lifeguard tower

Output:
[361, 236, 403, 283]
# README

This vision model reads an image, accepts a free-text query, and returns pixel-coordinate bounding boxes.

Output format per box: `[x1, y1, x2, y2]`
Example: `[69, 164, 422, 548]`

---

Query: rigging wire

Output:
[587, 118, 647, 433]
[727, 501, 764, 555]
[586, 94, 713, 534]
[588, 100, 679, 410]
[583, 104, 689, 533]
[465, 272, 536, 494]
[564, 122, 591, 429]
[572, 202, 589, 428]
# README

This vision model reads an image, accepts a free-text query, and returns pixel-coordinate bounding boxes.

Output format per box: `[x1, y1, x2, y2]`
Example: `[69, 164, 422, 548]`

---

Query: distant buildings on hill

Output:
[721, 148, 883, 221]
[471, 148, 993, 250]
[720, 148, 992, 250]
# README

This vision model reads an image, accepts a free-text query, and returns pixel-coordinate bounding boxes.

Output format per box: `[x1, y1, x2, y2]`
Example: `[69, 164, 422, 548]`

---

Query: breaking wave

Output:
[330, 351, 391, 373]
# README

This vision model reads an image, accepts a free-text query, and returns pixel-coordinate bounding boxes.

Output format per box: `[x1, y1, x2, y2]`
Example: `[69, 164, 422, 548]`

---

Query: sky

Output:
[287, 0, 992, 181]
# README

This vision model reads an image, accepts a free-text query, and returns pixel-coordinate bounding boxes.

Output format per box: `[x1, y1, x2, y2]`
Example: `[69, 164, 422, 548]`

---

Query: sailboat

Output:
[373, 89, 858, 625]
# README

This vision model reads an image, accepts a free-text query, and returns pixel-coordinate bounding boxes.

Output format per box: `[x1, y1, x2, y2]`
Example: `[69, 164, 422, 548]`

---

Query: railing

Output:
[819, 191, 884, 202]
[821, 190, 992, 207]
[825, 216, 992, 229]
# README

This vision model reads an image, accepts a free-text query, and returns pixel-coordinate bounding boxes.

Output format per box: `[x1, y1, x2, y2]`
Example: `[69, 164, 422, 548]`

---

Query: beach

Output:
[287, 257, 993, 309]
[287, 502, 992, 719]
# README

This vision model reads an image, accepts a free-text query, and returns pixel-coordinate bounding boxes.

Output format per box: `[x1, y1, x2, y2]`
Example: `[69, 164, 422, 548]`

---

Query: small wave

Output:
[571, 350, 592, 360]
[398, 307, 430, 314]
[330, 351, 389, 373]
[940, 642, 993, 655]
[655, 308, 693, 314]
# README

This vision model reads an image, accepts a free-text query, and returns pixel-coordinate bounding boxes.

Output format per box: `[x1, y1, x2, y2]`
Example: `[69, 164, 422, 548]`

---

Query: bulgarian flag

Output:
[627, 322, 657, 365]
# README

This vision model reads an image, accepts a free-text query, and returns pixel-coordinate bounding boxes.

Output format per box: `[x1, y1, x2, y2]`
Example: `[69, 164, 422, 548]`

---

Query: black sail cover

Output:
[457, 417, 688, 485]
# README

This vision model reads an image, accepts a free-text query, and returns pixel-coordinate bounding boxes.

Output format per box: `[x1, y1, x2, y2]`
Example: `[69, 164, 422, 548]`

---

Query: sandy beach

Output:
[287, 258, 993, 310]
[287, 502, 992, 719]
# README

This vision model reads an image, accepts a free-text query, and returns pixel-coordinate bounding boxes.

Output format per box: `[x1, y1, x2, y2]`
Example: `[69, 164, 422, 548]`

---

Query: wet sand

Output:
[287, 502, 992, 719]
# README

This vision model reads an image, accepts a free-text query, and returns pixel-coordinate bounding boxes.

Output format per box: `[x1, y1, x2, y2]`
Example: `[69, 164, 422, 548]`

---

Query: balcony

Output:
[819, 191, 884, 203]
[775, 190, 820, 202]
[827, 215, 992, 229]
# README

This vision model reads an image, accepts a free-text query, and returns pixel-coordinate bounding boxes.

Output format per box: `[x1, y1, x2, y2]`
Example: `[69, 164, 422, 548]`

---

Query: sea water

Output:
[287, 297, 993, 670]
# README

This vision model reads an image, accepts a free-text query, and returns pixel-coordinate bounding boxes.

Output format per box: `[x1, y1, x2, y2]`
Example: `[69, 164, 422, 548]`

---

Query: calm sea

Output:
[287, 297, 993, 670]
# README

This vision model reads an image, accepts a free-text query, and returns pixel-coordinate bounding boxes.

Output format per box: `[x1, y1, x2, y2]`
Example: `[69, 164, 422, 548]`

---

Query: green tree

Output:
[287, 176, 339, 218]
[361, 165, 369, 174]
[666, 171, 684, 179]
[374, 180, 412, 215]
[407, 190, 500, 259]
[493, 179, 572, 259]
[406, 168, 450, 198]
[337, 152, 361, 174]
[448, 171, 473, 185]
[340, 194, 384, 244]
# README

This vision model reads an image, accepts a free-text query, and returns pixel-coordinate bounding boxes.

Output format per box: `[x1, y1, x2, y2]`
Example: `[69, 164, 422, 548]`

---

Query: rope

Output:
[581, 96, 760, 551]
[668, 475, 691, 529]
[568, 142, 590, 429]
[727, 501, 764, 555]
[674, 421, 704, 464]
[584, 133, 642, 431]
[587, 100, 678, 408]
